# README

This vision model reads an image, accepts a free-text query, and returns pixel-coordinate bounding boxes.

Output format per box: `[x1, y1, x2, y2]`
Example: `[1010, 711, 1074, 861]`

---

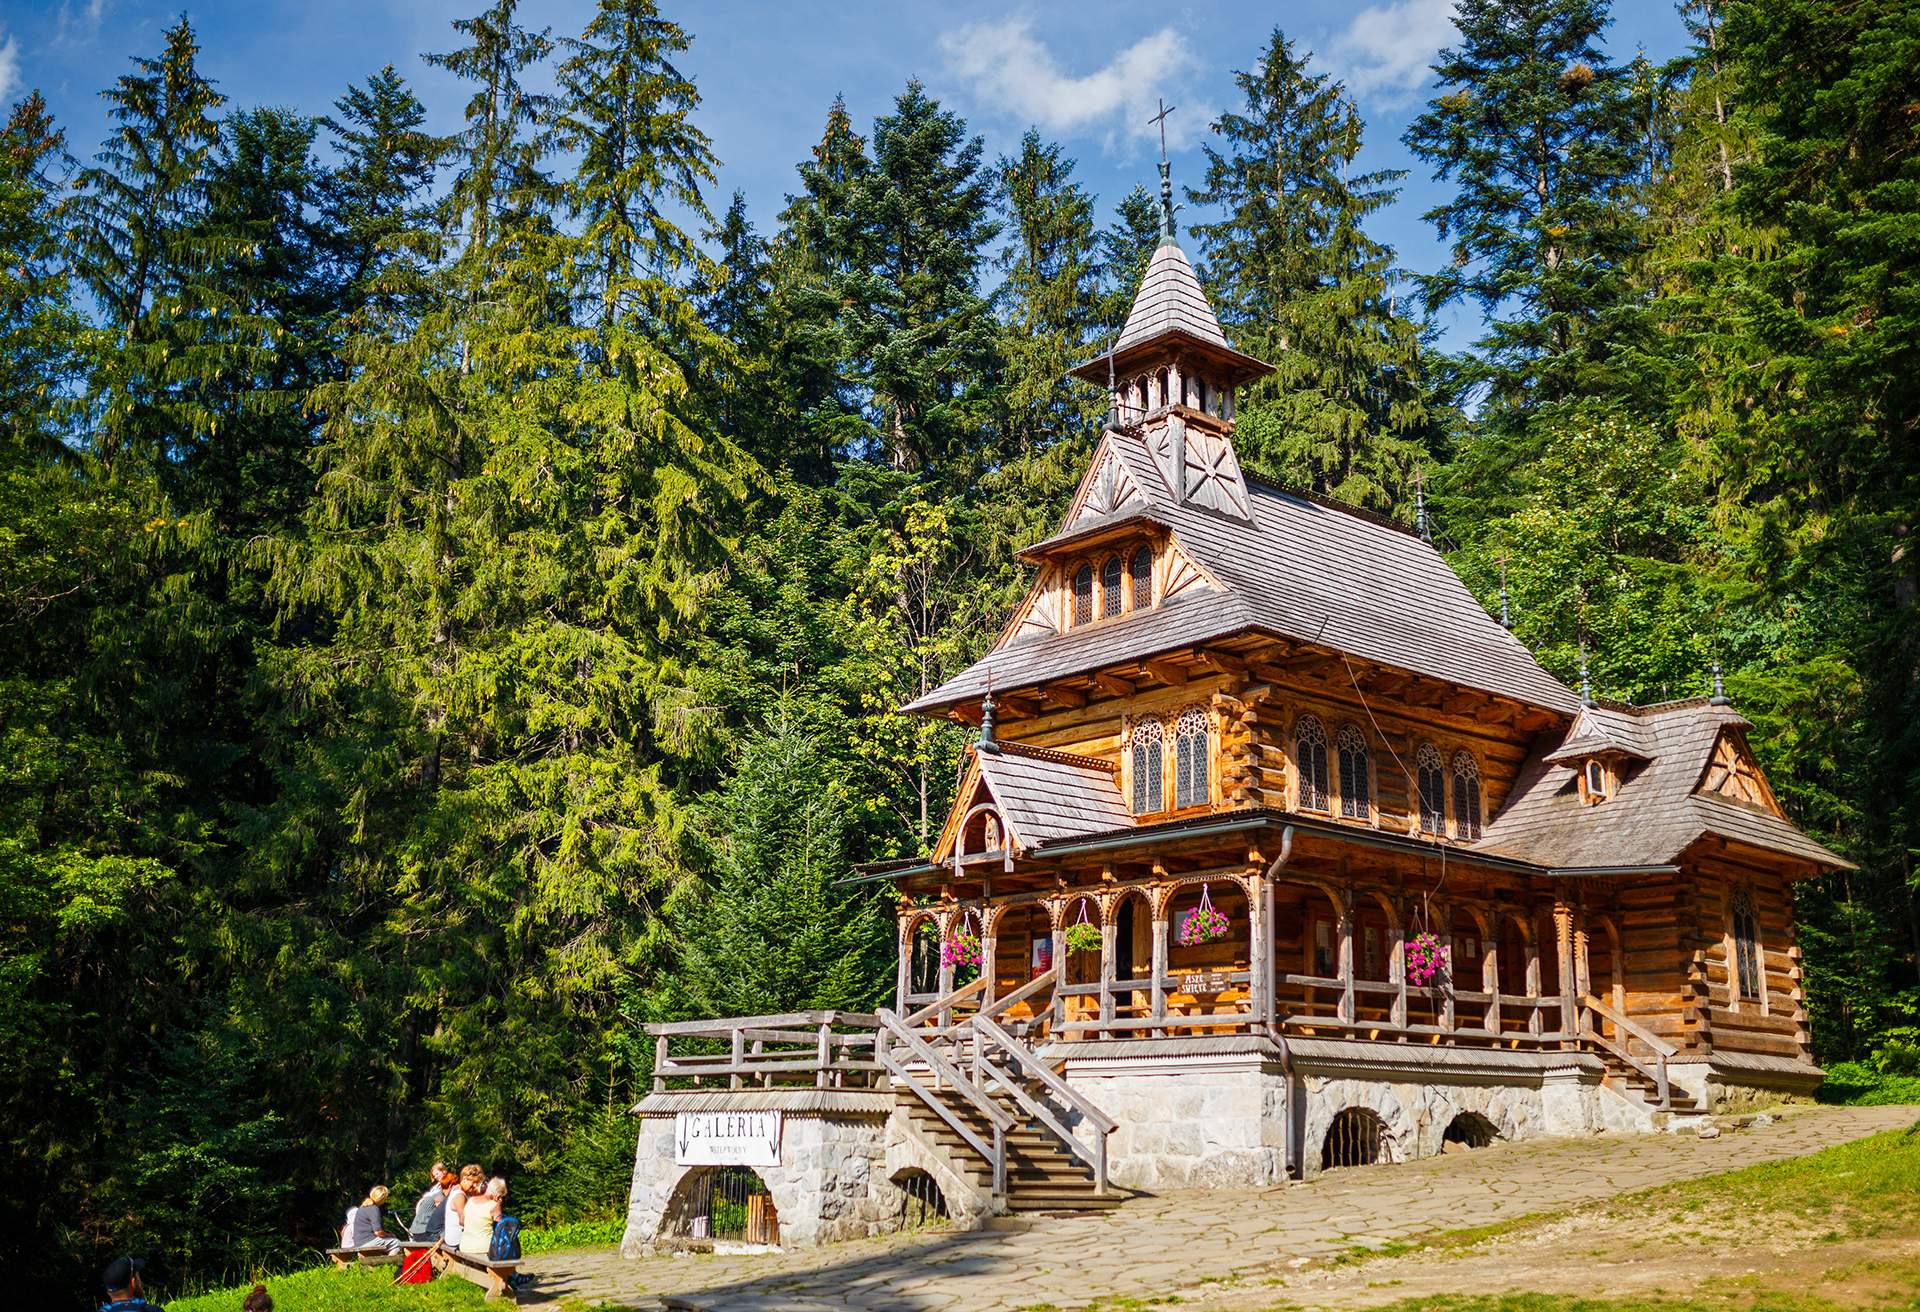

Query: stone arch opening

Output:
[1321, 1107, 1391, 1171]
[888, 1167, 950, 1229]
[661, 1165, 780, 1248]
[1442, 1111, 1499, 1150]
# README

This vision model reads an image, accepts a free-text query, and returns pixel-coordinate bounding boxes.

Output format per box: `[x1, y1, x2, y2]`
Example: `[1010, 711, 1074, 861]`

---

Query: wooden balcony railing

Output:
[648, 1011, 882, 1092]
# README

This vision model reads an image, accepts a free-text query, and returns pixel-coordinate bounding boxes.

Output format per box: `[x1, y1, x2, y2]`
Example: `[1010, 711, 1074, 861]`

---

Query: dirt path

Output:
[525, 1104, 1918, 1311]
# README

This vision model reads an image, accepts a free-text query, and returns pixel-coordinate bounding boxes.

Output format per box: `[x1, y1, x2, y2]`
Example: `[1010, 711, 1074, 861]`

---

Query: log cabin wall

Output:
[1683, 848, 1812, 1063]
[1612, 876, 1694, 1053]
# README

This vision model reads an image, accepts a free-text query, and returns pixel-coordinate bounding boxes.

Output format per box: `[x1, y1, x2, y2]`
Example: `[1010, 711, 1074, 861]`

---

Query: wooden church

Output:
[621, 162, 1845, 1253]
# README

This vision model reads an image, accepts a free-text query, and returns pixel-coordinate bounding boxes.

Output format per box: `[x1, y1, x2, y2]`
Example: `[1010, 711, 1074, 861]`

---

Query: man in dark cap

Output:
[101, 1256, 165, 1310]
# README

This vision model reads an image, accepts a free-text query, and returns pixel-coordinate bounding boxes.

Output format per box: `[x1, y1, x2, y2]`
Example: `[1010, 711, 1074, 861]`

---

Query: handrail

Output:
[972, 1016, 1116, 1194]
[977, 967, 1059, 1024]
[646, 1010, 878, 1036]
[1580, 995, 1672, 1110]
[1582, 994, 1678, 1058]
[875, 1009, 1014, 1132]
[876, 1007, 1010, 1201]
[875, 1046, 1007, 1201]
[899, 975, 988, 1030]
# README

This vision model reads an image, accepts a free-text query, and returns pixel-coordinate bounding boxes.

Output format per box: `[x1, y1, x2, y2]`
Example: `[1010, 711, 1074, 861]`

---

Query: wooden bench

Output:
[324, 1246, 401, 1268]
[431, 1243, 522, 1303]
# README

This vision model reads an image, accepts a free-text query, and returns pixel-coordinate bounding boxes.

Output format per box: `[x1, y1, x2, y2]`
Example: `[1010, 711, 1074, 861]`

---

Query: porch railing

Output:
[1579, 993, 1676, 1109]
[648, 1011, 882, 1092]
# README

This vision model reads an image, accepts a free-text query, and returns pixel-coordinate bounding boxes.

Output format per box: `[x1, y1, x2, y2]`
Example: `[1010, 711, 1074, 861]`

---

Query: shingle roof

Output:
[1542, 704, 1654, 764]
[1114, 240, 1231, 353]
[904, 429, 1578, 715]
[973, 742, 1133, 849]
[1477, 700, 1851, 872]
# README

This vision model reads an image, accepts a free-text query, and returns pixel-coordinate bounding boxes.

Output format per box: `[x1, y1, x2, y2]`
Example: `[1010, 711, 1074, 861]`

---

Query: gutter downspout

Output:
[1262, 826, 1300, 1179]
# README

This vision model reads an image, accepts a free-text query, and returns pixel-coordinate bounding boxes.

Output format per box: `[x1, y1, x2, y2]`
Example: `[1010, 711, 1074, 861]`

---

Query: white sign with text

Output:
[674, 1110, 784, 1167]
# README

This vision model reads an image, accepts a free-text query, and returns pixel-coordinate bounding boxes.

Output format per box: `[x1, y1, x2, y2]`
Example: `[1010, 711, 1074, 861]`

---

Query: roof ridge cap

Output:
[988, 740, 1118, 773]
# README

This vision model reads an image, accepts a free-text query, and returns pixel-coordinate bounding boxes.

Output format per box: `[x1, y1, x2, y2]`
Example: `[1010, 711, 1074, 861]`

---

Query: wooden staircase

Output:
[899, 1089, 1122, 1212]
[876, 970, 1120, 1215]
[1580, 994, 1703, 1121]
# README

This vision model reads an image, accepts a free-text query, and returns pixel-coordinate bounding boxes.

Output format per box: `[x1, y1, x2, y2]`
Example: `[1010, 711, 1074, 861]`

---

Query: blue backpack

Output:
[489, 1214, 522, 1262]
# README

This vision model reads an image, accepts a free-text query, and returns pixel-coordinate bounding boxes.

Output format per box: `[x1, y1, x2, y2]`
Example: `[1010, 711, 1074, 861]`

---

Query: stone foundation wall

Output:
[1061, 1053, 1288, 1190]
[622, 1107, 975, 1255]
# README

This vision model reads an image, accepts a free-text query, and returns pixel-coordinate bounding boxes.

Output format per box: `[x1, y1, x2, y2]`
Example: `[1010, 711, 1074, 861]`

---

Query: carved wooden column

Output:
[894, 908, 913, 1010]
[1049, 902, 1068, 1036]
[1390, 898, 1409, 1031]
[935, 908, 956, 1000]
[1556, 900, 1580, 1045]
[1483, 931, 1501, 1034]
[1337, 894, 1357, 1024]
[1435, 901, 1456, 1032]
[979, 906, 999, 1011]
[1150, 890, 1169, 1035]
[1525, 917, 1544, 1037]
[1245, 869, 1267, 1029]
[1099, 909, 1118, 1030]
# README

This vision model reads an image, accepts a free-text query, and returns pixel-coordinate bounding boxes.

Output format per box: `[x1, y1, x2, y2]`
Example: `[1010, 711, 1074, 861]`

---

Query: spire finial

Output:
[1149, 98, 1178, 241]
[1414, 469, 1431, 542]
[978, 676, 1000, 753]
[1578, 639, 1595, 706]
[1709, 660, 1730, 706]
[1497, 552, 1512, 629]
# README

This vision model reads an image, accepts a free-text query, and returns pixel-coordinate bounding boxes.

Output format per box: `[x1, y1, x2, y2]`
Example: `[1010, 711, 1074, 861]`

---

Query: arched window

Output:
[1196, 377, 1209, 413]
[1100, 555, 1123, 618]
[1132, 377, 1146, 416]
[1129, 545, 1153, 610]
[1416, 744, 1446, 835]
[982, 813, 1001, 851]
[1174, 708, 1209, 809]
[1730, 886, 1761, 1002]
[1452, 752, 1483, 839]
[1295, 715, 1330, 811]
[1129, 719, 1164, 815]
[1337, 724, 1371, 819]
[1072, 564, 1093, 626]
[1584, 759, 1607, 802]
[1154, 367, 1168, 409]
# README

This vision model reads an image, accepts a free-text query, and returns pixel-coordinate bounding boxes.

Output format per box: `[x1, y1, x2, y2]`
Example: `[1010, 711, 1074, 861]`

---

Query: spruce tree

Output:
[1189, 29, 1431, 512]
[996, 129, 1100, 452]
[1404, 0, 1639, 419]
[65, 16, 228, 467]
[1095, 184, 1161, 336]
[320, 65, 445, 323]
[0, 94, 80, 453]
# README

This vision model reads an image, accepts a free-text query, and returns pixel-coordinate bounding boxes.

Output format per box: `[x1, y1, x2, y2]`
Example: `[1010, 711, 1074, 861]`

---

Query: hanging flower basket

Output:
[1176, 884, 1231, 946]
[1406, 932, 1450, 988]
[1063, 922, 1103, 955]
[940, 931, 981, 970]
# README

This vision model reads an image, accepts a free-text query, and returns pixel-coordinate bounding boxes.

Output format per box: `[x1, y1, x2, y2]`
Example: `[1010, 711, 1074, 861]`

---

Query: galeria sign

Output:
[674, 1111, 783, 1166]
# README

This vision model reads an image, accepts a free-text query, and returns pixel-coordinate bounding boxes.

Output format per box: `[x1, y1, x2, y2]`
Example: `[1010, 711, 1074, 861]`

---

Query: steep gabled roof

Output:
[1477, 700, 1851, 872]
[1114, 240, 1231, 352]
[904, 429, 1577, 715]
[1542, 704, 1655, 764]
[932, 741, 1133, 864]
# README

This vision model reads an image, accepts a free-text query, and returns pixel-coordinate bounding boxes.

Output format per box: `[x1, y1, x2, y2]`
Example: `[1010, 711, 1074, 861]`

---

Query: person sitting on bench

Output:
[342, 1185, 402, 1254]
[409, 1163, 449, 1244]
[458, 1177, 506, 1259]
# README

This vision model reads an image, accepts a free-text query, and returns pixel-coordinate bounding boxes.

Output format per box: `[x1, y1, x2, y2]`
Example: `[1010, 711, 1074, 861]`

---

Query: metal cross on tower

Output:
[1149, 98, 1177, 239]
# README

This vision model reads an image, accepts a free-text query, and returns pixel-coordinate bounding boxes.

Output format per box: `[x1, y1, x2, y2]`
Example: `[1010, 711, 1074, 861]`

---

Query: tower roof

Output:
[1070, 232, 1272, 387]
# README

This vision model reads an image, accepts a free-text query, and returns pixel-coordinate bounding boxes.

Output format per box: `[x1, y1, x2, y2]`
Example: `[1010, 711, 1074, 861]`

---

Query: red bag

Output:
[399, 1247, 435, 1284]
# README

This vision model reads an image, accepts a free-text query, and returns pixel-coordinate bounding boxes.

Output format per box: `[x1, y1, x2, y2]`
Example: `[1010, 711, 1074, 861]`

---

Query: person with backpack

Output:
[100, 1256, 164, 1311]
[458, 1176, 506, 1260]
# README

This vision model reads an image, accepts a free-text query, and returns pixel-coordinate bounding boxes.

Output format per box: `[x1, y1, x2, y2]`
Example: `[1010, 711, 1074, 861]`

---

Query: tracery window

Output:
[1072, 564, 1093, 626]
[1337, 724, 1371, 820]
[1100, 555, 1123, 618]
[1129, 719, 1164, 815]
[1730, 886, 1761, 1002]
[1295, 715, 1330, 811]
[1173, 708, 1210, 809]
[1416, 744, 1446, 835]
[1130, 545, 1152, 610]
[1452, 752, 1483, 840]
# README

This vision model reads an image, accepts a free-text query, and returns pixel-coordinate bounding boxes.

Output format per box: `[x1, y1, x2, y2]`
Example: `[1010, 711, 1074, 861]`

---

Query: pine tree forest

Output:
[2, 0, 1915, 1299]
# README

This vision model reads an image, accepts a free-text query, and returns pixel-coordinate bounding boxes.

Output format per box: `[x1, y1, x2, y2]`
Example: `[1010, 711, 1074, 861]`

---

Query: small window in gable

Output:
[1416, 744, 1446, 835]
[1452, 751, 1483, 840]
[1129, 545, 1152, 610]
[1174, 708, 1210, 809]
[1100, 556, 1123, 618]
[1072, 564, 1093, 626]
[1295, 715, 1330, 811]
[1337, 724, 1371, 820]
[1130, 719, 1164, 815]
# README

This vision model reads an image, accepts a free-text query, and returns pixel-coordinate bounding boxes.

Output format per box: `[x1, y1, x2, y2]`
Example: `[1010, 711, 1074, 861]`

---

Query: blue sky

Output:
[0, 0, 1690, 352]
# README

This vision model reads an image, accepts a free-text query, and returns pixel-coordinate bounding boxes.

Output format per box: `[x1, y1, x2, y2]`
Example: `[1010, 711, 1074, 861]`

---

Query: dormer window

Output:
[1067, 543, 1157, 628]
[1583, 759, 1608, 804]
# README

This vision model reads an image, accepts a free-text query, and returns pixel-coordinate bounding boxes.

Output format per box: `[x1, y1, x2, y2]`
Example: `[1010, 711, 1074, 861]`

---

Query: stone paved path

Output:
[525, 1104, 1916, 1311]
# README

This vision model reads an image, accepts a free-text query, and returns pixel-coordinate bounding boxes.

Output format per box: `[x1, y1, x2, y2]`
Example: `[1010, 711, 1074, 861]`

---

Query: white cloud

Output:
[57, 0, 111, 47]
[1325, 0, 1459, 105]
[939, 17, 1209, 152]
[0, 33, 18, 106]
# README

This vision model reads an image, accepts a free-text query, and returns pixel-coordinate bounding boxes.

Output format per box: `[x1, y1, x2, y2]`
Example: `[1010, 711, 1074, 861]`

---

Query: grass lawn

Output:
[168, 1264, 487, 1312]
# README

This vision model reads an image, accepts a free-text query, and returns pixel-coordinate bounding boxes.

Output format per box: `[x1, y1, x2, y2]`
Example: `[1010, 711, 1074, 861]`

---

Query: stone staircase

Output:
[898, 1088, 1123, 1212]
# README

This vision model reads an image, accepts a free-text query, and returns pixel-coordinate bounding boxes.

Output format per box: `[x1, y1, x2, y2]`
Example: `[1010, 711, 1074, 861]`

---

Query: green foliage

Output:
[170, 1265, 484, 1312]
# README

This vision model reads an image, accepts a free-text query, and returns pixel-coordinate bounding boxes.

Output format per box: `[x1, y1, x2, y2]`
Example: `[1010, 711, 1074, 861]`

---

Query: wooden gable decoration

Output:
[1696, 728, 1783, 816]
[1143, 417, 1252, 520]
[931, 756, 1002, 869]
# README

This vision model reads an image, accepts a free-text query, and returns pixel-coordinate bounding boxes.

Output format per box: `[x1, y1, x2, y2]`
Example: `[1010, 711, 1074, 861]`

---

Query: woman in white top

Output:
[459, 1177, 506, 1258]
[442, 1164, 482, 1247]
